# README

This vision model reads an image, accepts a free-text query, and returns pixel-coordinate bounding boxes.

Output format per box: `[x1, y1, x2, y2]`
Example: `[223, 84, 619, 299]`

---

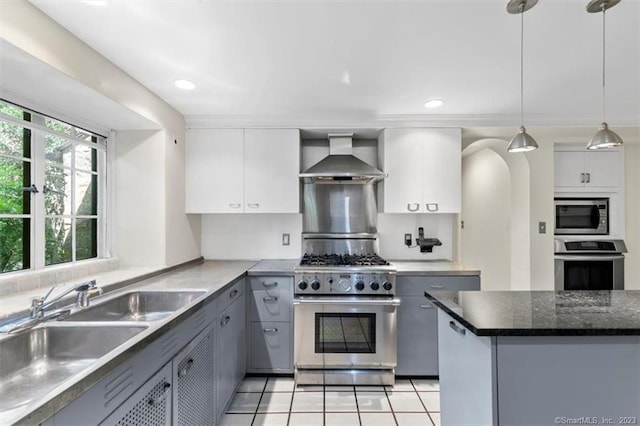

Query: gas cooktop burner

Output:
[300, 253, 390, 267]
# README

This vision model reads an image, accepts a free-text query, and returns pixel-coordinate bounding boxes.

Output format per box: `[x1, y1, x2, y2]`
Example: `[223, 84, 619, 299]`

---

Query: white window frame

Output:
[0, 103, 108, 274]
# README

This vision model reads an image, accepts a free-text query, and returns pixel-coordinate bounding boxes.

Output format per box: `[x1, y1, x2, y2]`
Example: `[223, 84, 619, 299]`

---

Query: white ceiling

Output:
[30, 0, 640, 127]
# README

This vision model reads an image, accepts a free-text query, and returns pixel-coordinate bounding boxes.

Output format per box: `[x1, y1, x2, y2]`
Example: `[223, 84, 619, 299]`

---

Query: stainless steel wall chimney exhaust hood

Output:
[299, 133, 386, 183]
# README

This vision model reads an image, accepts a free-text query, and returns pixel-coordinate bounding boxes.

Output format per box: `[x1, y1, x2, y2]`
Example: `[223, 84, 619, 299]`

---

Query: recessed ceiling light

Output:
[174, 79, 196, 90]
[84, 0, 108, 5]
[424, 98, 445, 109]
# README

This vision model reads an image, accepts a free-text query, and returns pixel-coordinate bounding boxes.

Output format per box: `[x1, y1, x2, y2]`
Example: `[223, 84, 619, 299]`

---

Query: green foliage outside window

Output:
[0, 102, 101, 274]
[0, 103, 30, 273]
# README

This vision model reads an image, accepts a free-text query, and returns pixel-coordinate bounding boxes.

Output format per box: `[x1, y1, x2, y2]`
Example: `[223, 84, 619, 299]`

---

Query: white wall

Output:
[625, 143, 640, 290]
[201, 214, 302, 260]
[200, 213, 455, 260]
[114, 131, 167, 266]
[1, 1, 201, 267]
[461, 148, 511, 290]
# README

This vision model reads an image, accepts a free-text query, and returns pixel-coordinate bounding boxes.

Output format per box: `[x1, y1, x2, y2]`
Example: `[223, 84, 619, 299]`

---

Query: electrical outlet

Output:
[404, 233, 412, 247]
[538, 222, 546, 234]
[282, 233, 290, 246]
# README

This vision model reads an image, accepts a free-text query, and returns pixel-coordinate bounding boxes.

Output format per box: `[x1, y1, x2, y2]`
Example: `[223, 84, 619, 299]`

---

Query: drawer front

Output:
[250, 289, 291, 322]
[248, 322, 292, 371]
[249, 276, 292, 292]
[218, 278, 245, 312]
[397, 275, 480, 296]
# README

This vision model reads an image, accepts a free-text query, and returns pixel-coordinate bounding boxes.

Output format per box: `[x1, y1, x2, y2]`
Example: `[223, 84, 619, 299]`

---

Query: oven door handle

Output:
[293, 297, 401, 307]
[554, 255, 624, 261]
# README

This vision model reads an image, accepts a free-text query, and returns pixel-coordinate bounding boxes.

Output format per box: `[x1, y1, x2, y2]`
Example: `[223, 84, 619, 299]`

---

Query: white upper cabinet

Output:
[554, 148, 622, 190]
[381, 128, 462, 213]
[186, 128, 300, 213]
[186, 129, 244, 213]
[244, 129, 300, 214]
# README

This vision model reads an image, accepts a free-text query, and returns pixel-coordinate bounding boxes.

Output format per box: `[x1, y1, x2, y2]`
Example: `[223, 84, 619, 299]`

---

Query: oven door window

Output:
[564, 261, 613, 290]
[315, 313, 376, 354]
[556, 205, 599, 229]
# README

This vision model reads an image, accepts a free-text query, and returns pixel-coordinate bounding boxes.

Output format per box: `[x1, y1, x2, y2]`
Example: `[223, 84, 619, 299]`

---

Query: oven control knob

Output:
[355, 281, 365, 291]
[370, 282, 380, 291]
[311, 280, 321, 291]
[383, 281, 393, 291]
[298, 280, 308, 290]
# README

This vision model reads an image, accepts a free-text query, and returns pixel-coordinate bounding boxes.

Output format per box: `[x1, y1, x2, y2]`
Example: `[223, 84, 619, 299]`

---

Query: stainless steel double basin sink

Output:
[0, 290, 206, 414]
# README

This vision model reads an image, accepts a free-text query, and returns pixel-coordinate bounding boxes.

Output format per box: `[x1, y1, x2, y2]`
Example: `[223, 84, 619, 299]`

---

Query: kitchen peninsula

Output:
[425, 290, 640, 426]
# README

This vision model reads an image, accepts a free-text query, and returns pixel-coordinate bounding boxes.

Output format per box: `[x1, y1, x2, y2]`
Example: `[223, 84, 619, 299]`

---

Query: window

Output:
[0, 100, 106, 274]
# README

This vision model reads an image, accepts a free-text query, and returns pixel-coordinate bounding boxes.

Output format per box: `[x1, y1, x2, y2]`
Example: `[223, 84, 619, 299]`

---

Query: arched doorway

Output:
[461, 139, 531, 291]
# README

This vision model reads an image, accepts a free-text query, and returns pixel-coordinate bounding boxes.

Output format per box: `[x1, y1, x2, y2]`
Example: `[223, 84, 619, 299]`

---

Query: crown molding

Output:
[185, 113, 640, 130]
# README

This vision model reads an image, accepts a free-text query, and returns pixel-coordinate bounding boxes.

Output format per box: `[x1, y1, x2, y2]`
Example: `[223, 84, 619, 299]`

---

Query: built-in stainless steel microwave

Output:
[554, 198, 609, 235]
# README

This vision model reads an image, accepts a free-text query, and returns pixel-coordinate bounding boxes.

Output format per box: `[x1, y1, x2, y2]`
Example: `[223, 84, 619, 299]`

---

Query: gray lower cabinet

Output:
[215, 281, 246, 422]
[247, 276, 293, 373]
[396, 296, 438, 376]
[99, 362, 173, 426]
[41, 277, 253, 426]
[43, 300, 218, 426]
[173, 324, 216, 426]
[396, 275, 480, 376]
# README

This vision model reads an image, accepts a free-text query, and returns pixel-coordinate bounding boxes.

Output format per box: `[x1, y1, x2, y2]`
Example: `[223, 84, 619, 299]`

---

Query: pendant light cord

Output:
[602, 5, 606, 122]
[520, 4, 525, 127]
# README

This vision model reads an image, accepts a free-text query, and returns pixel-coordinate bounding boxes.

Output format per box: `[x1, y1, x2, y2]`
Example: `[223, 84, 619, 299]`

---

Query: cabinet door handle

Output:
[178, 358, 195, 378]
[580, 173, 585, 183]
[429, 284, 445, 289]
[229, 203, 241, 209]
[407, 203, 420, 212]
[148, 382, 171, 405]
[263, 281, 278, 287]
[585, 172, 591, 183]
[247, 203, 260, 208]
[263, 328, 278, 333]
[419, 304, 434, 309]
[229, 289, 239, 299]
[449, 321, 466, 335]
[263, 296, 279, 302]
[221, 315, 231, 327]
[425, 203, 439, 212]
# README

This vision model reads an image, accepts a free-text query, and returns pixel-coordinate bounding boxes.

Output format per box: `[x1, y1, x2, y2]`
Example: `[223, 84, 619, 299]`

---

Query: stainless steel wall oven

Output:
[554, 238, 627, 291]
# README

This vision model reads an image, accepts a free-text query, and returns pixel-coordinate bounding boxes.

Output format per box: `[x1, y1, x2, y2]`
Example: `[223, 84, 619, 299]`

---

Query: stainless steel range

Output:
[294, 133, 399, 386]
[293, 234, 399, 386]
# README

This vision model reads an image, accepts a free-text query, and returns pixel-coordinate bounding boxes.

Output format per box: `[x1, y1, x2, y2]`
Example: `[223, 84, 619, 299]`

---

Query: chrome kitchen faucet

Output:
[30, 279, 103, 318]
[0, 279, 102, 334]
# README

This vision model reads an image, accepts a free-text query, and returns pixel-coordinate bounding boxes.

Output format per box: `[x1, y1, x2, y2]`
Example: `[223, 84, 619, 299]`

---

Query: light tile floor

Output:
[222, 377, 440, 426]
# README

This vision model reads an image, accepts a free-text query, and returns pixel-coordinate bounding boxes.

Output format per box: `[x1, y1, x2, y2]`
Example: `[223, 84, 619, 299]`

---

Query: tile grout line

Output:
[383, 384, 400, 426]
[412, 379, 436, 426]
[249, 378, 268, 426]
[286, 377, 295, 426]
[351, 385, 362, 426]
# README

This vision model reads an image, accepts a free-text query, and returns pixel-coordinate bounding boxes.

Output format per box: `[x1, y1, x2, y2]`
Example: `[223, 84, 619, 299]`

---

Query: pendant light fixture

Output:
[506, 0, 539, 153]
[586, 0, 624, 150]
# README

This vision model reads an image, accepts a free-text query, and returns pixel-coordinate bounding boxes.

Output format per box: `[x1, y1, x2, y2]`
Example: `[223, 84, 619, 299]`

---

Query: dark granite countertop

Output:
[425, 290, 640, 336]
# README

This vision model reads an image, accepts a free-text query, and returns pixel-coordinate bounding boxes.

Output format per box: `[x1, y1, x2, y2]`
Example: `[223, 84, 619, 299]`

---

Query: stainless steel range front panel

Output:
[293, 297, 399, 378]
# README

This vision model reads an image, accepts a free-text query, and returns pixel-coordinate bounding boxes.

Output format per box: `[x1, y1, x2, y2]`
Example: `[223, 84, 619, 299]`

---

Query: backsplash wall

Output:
[200, 213, 455, 260]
